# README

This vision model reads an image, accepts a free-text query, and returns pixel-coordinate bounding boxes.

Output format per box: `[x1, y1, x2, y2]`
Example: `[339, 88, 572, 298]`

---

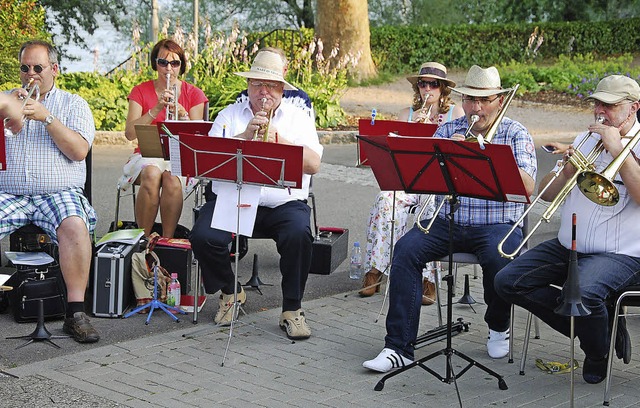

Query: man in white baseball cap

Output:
[191, 48, 323, 340]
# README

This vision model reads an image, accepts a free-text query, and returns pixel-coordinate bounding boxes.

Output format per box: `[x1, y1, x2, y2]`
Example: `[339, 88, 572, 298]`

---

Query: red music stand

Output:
[356, 119, 437, 167]
[172, 131, 303, 364]
[362, 135, 530, 393]
[156, 121, 214, 160]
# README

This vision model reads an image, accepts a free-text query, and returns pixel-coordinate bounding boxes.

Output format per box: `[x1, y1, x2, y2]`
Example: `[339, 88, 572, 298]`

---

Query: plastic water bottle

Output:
[349, 242, 363, 280]
[167, 273, 181, 307]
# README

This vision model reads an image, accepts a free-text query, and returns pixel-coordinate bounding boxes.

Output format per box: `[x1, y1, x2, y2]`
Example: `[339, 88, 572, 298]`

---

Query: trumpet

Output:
[253, 97, 273, 141]
[165, 73, 178, 120]
[495, 116, 640, 259]
[414, 97, 433, 124]
[4, 79, 40, 133]
[465, 84, 519, 143]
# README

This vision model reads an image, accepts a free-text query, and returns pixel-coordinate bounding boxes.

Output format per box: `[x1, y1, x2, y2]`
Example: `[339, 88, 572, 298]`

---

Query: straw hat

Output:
[235, 50, 297, 91]
[406, 62, 456, 88]
[585, 75, 640, 104]
[453, 65, 510, 97]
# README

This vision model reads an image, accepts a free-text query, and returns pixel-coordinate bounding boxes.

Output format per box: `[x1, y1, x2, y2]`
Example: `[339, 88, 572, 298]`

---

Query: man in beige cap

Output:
[190, 48, 323, 340]
[496, 74, 640, 384]
[364, 65, 537, 372]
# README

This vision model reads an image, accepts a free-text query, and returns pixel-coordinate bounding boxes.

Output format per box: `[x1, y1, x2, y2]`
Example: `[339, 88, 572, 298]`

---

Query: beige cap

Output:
[585, 75, 640, 104]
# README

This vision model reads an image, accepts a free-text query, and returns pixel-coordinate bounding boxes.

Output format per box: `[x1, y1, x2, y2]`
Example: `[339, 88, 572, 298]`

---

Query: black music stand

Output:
[172, 131, 303, 365]
[360, 135, 530, 393]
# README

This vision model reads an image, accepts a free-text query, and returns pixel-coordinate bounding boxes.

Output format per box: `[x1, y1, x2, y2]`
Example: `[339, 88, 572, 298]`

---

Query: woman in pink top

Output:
[121, 39, 208, 237]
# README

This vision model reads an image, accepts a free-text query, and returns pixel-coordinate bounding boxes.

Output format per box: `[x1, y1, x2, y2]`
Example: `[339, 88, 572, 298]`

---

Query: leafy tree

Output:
[0, 0, 50, 85]
[41, 0, 127, 55]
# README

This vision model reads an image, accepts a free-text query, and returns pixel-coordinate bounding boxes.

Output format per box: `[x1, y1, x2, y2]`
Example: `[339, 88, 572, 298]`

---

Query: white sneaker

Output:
[363, 348, 413, 373]
[487, 329, 510, 359]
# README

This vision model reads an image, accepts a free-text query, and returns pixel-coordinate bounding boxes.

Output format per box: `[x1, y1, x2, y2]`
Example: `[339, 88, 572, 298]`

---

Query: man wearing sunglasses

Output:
[364, 65, 537, 372]
[0, 40, 99, 344]
[190, 48, 322, 340]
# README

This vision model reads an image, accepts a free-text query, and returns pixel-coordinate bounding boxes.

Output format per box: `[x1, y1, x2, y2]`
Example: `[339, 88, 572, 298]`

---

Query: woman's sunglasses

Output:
[417, 79, 440, 89]
[156, 58, 181, 68]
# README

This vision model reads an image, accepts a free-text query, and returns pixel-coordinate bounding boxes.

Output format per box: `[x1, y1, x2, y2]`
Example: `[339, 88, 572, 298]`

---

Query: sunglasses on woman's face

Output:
[417, 79, 440, 89]
[156, 58, 181, 68]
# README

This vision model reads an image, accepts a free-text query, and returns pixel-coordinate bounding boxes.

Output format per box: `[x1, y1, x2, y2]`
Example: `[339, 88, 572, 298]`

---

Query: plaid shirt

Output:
[0, 85, 95, 195]
[432, 116, 537, 226]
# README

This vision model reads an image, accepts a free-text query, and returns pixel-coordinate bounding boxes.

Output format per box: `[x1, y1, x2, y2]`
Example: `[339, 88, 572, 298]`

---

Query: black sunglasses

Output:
[20, 64, 48, 74]
[417, 79, 440, 89]
[156, 58, 181, 68]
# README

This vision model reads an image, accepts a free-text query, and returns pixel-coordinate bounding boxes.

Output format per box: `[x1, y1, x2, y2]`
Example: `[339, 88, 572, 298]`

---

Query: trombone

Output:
[465, 84, 519, 143]
[497, 117, 640, 259]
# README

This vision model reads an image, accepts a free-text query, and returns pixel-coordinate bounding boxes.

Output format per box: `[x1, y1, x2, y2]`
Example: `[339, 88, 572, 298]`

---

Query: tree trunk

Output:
[316, 0, 377, 81]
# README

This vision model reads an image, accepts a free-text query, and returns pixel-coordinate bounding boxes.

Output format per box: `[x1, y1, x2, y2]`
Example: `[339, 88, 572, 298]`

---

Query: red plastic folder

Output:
[357, 119, 437, 166]
[176, 133, 303, 189]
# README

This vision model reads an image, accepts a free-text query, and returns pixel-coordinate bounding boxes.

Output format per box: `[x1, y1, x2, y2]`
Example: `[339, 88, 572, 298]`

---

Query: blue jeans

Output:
[495, 238, 640, 359]
[385, 217, 522, 360]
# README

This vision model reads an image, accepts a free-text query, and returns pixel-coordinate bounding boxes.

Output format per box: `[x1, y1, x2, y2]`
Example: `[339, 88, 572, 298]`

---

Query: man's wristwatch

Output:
[44, 114, 55, 126]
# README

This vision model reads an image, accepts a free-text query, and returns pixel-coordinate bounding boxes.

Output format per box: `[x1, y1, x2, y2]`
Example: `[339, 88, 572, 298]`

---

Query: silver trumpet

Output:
[4, 78, 40, 134]
[165, 73, 178, 120]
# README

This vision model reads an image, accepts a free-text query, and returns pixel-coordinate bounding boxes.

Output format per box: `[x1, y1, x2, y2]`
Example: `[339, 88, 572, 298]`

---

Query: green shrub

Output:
[0, 0, 50, 85]
[499, 53, 640, 100]
[370, 18, 640, 74]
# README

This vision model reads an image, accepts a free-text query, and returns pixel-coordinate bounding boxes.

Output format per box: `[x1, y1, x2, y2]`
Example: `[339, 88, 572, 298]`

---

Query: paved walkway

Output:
[2, 267, 639, 408]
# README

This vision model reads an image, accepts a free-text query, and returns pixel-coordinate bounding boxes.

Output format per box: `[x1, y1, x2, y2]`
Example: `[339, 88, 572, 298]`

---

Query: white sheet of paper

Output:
[169, 135, 182, 176]
[0, 274, 11, 286]
[211, 182, 261, 236]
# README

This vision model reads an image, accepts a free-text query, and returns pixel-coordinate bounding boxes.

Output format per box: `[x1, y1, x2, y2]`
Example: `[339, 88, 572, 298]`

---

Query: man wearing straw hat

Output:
[496, 75, 640, 384]
[363, 65, 537, 372]
[190, 48, 323, 340]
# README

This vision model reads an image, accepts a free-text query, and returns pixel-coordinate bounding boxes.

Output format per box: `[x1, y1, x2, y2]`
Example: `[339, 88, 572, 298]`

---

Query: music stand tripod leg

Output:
[374, 196, 508, 392]
[123, 265, 185, 324]
[6, 299, 69, 349]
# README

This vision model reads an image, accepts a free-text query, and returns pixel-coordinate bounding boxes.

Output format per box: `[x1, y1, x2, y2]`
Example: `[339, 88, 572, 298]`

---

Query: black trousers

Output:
[190, 195, 313, 312]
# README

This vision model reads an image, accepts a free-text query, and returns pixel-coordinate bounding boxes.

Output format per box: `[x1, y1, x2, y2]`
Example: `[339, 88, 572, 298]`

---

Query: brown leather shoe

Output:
[63, 312, 100, 343]
[422, 279, 436, 305]
[359, 270, 383, 297]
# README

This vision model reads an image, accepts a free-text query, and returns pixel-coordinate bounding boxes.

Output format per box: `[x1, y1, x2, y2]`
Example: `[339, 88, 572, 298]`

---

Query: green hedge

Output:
[371, 18, 640, 73]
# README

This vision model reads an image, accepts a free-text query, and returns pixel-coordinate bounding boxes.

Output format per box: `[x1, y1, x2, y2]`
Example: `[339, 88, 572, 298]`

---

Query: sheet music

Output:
[211, 182, 261, 236]
[168, 134, 182, 177]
